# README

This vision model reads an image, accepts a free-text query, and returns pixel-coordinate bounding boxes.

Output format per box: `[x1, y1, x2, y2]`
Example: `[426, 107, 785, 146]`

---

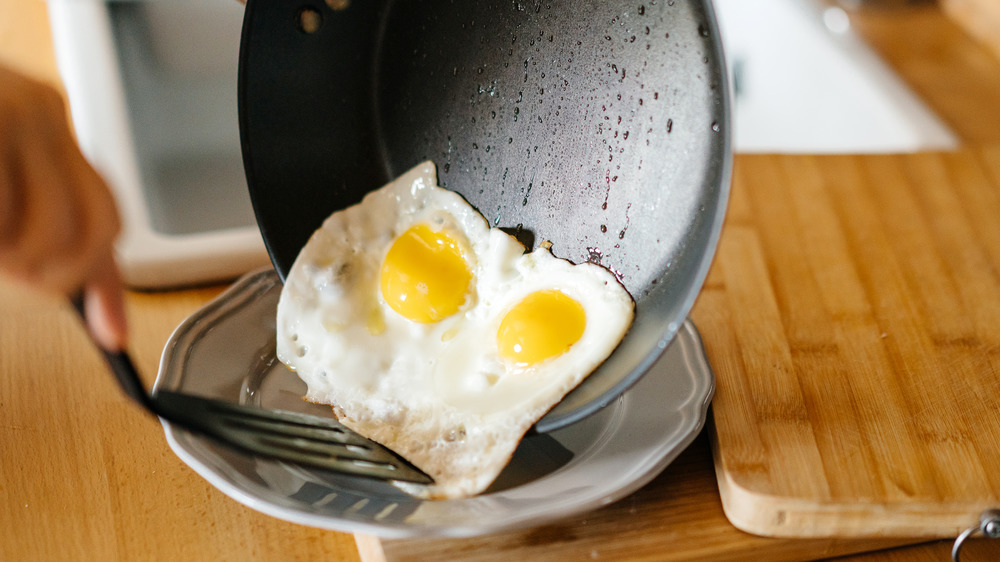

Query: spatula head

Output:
[153, 390, 434, 484]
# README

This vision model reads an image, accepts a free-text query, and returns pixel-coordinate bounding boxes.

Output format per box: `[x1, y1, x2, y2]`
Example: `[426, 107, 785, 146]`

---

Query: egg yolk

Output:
[380, 223, 472, 323]
[497, 290, 586, 365]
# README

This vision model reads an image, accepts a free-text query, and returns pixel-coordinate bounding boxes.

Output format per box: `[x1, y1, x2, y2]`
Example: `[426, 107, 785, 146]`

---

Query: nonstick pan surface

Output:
[238, 0, 730, 432]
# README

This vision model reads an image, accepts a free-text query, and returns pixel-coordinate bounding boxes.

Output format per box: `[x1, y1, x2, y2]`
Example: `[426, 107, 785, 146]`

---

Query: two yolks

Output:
[379, 223, 586, 366]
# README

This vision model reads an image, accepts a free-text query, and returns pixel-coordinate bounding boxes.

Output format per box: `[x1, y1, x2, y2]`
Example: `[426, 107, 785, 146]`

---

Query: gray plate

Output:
[154, 269, 714, 538]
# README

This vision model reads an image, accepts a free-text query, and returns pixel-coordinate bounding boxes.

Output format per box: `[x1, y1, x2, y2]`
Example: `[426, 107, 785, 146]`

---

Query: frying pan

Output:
[238, 0, 731, 432]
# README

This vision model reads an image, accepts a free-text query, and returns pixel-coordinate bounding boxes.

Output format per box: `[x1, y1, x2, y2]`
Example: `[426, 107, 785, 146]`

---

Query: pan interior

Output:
[238, 0, 730, 430]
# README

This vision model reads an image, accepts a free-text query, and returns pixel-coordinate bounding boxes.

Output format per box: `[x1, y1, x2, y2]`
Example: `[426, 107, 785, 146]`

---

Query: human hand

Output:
[0, 64, 127, 351]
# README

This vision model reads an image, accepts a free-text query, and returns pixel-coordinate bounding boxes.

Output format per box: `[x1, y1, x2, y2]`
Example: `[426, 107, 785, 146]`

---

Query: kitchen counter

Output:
[3, 1, 1000, 560]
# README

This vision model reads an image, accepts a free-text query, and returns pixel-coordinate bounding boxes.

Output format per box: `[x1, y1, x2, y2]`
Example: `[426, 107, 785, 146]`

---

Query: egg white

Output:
[277, 161, 634, 498]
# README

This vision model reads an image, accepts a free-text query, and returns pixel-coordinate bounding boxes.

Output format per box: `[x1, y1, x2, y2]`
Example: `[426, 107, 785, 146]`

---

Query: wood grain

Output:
[368, 435, 1000, 561]
[0, 0, 61, 84]
[368, 435, 914, 562]
[706, 150, 1000, 537]
[850, 4, 1000, 145]
[941, 0, 1000, 64]
[0, 281, 362, 562]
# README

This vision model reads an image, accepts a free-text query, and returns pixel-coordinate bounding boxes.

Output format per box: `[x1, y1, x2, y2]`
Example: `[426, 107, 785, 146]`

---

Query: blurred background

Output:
[6, 0, 1000, 287]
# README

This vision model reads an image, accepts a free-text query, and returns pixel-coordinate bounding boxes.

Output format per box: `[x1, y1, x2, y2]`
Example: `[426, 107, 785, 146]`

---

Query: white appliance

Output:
[48, 0, 271, 288]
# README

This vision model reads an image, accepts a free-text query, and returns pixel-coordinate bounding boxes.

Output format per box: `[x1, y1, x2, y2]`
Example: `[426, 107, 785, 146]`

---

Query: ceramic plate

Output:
[154, 269, 714, 538]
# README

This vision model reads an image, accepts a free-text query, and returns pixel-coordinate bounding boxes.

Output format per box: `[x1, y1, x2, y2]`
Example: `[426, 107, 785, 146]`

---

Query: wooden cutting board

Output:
[699, 5, 1000, 539]
[703, 148, 1000, 537]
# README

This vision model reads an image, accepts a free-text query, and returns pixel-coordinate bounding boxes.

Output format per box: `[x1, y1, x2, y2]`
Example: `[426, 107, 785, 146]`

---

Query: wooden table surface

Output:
[2, 0, 1000, 560]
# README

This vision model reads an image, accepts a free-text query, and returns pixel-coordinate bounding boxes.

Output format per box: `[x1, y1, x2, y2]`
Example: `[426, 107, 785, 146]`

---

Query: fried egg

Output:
[276, 161, 634, 499]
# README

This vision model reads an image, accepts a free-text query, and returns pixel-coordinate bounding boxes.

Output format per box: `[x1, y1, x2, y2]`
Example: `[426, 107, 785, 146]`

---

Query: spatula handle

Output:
[71, 294, 157, 415]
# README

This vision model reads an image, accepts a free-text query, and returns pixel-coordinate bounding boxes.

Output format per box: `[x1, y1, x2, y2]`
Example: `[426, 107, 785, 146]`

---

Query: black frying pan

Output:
[238, 0, 730, 432]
